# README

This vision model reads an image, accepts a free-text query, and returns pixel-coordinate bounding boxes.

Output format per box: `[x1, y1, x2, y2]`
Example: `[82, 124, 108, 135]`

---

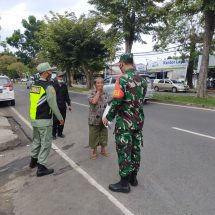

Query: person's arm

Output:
[106, 77, 126, 122]
[65, 86, 72, 110]
[46, 86, 64, 124]
[88, 90, 101, 105]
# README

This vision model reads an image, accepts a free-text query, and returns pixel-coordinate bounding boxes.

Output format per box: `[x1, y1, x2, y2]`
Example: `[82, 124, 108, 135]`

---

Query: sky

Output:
[0, 0, 175, 64]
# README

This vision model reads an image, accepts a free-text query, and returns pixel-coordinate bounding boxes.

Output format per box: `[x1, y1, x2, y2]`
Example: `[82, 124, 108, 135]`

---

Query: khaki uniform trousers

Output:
[31, 125, 52, 165]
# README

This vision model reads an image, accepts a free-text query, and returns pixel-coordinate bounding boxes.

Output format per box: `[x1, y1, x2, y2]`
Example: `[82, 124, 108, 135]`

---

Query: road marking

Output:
[10, 107, 134, 215]
[150, 101, 215, 112]
[72, 100, 215, 112]
[172, 127, 215, 140]
[71, 101, 89, 108]
[11, 107, 32, 128]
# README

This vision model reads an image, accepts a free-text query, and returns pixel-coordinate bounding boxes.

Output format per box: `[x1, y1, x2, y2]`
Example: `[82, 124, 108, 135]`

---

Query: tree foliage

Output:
[0, 54, 29, 78]
[89, 0, 165, 53]
[153, 0, 215, 96]
[39, 12, 110, 88]
[0, 55, 17, 74]
[153, 1, 204, 88]
[7, 62, 29, 78]
[6, 16, 44, 66]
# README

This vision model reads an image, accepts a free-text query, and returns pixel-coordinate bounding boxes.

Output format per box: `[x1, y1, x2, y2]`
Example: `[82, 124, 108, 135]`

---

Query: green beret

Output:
[119, 53, 134, 64]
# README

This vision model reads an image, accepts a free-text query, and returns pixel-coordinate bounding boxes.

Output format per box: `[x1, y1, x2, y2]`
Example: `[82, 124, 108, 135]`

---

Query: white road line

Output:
[172, 127, 215, 140]
[71, 101, 89, 107]
[150, 101, 215, 112]
[10, 107, 134, 215]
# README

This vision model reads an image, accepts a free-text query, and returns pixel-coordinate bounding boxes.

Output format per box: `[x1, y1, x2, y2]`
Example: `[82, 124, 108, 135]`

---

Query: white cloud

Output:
[0, 3, 42, 41]
[0, 0, 159, 59]
[0, 0, 93, 41]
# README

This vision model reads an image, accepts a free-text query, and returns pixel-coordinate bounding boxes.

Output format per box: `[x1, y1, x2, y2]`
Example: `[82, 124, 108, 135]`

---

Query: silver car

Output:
[103, 74, 154, 103]
[153, 79, 189, 93]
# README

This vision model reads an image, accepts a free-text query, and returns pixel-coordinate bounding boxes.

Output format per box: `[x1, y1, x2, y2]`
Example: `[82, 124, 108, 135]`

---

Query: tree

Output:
[6, 16, 44, 67]
[39, 12, 110, 88]
[153, 2, 204, 88]
[7, 62, 29, 78]
[39, 12, 77, 87]
[0, 55, 17, 75]
[89, 0, 165, 53]
[196, 0, 215, 97]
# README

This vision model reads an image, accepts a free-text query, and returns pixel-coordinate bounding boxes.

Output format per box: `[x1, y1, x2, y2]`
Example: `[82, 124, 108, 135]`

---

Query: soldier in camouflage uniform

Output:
[103, 53, 147, 193]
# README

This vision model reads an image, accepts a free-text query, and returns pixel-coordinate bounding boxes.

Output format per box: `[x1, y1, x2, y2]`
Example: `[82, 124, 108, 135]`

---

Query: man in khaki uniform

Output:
[29, 62, 64, 177]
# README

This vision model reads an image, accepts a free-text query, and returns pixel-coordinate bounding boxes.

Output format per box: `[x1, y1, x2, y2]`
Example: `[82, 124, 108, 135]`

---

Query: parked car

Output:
[153, 79, 189, 93]
[103, 74, 154, 103]
[0, 75, 15, 106]
[21, 78, 28, 82]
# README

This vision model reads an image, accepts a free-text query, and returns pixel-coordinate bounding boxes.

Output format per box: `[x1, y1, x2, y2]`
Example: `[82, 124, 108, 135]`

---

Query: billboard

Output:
[147, 59, 188, 72]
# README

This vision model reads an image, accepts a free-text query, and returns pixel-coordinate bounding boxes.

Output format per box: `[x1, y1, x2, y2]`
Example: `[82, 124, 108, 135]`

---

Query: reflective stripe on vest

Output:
[30, 85, 46, 120]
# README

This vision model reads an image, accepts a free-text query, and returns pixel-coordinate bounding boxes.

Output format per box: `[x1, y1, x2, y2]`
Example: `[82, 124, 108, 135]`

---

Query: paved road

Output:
[1, 85, 215, 215]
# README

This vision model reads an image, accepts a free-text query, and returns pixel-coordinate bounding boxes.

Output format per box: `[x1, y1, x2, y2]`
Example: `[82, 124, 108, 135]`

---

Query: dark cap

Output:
[56, 71, 66, 77]
[119, 53, 134, 64]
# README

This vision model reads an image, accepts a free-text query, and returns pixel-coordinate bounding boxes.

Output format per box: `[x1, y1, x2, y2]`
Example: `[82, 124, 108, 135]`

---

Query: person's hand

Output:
[96, 90, 101, 95]
[59, 120, 64, 125]
[68, 106, 72, 111]
[103, 117, 108, 126]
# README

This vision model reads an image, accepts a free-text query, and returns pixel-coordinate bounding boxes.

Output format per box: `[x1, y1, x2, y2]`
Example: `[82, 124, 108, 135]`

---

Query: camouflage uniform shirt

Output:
[106, 68, 147, 132]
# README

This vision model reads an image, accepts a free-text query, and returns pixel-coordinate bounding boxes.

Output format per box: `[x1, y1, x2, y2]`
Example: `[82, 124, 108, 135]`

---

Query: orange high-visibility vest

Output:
[113, 78, 124, 98]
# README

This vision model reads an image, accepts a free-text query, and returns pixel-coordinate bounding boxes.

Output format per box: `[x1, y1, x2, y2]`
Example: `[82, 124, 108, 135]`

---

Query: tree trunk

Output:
[86, 71, 94, 89]
[125, 39, 133, 53]
[197, 11, 215, 98]
[82, 64, 93, 89]
[186, 41, 196, 89]
[186, 60, 194, 88]
[66, 68, 72, 87]
[124, 11, 135, 53]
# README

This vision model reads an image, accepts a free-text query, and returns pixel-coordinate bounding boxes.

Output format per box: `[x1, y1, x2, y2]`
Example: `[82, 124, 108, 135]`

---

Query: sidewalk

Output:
[0, 114, 19, 151]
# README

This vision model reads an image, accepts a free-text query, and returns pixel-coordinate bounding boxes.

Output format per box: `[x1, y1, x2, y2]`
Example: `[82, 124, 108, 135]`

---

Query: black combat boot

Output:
[36, 163, 54, 177]
[58, 134, 65, 138]
[129, 171, 138, 186]
[29, 157, 38, 168]
[109, 176, 130, 193]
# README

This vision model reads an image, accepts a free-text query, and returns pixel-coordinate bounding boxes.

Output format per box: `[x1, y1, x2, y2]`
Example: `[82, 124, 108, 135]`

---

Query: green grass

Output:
[68, 86, 89, 93]
[153, 94, 215, 108]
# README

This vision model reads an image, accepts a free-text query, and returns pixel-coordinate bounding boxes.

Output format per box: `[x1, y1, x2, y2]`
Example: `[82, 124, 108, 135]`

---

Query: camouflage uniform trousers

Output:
[115, 130, 143, 177]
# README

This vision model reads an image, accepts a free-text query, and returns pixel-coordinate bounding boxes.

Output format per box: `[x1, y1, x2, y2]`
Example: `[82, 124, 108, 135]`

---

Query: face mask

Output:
[58, 79, 64, 84]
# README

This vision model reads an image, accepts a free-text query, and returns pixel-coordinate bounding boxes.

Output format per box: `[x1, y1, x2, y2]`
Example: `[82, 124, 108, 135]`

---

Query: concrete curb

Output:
[0, 116, 20, 151]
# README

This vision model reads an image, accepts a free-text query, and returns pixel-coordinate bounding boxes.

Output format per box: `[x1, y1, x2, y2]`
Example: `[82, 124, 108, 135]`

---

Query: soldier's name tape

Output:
[10, 107, 134, 215]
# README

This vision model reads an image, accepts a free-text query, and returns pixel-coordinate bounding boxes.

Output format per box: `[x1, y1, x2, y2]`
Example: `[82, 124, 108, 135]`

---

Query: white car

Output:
[0, 75, 15, 106]
[103, 74, 154, 103]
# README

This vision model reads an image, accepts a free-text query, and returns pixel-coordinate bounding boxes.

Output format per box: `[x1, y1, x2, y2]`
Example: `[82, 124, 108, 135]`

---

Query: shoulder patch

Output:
[30, 86, 41, 94]
[113, 78, 124, 99]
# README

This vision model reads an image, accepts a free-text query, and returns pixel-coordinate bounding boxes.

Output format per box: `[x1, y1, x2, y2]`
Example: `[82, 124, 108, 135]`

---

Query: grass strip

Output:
[153, 94, 215, 108]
